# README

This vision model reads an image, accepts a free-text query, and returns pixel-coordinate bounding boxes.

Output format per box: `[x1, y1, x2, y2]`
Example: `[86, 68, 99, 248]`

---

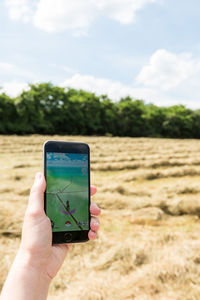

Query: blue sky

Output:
[1, 0, 200, 108]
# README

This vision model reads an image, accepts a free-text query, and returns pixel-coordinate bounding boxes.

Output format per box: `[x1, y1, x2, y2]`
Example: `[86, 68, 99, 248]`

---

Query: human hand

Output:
[0, 172, 100, 300]
[19, 172, 101, 280]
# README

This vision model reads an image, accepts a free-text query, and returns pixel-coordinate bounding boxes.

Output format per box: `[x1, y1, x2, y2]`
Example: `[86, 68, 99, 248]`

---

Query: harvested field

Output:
[1, 136, 200, 299]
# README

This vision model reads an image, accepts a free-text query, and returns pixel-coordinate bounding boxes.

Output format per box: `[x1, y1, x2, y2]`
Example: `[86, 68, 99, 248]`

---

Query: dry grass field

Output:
[1, 135, 200, 299]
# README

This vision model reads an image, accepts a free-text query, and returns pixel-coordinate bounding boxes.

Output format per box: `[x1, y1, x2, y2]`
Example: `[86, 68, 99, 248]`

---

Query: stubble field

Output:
[1, 135, 200, 299]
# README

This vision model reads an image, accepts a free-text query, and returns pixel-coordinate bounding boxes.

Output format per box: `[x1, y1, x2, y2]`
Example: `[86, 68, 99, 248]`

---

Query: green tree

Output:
[70, 90, 102, 135]
[162, 105, 193, 138]
[0, 94, 18, 133]
[1, 82, 200, 138]
[117, 98, 147, 137]
[100, 96, 118, 136]
[191, 110, 200, 138]
[15, 83, 67, 134]
[143, 104, 166, 137]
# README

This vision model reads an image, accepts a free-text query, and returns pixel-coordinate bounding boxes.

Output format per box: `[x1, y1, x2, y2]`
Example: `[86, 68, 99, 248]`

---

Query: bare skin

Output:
[0, 172, 101, 300]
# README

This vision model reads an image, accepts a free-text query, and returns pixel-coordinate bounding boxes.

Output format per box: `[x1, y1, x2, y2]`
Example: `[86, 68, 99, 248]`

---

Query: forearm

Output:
[0, 251, 51, 300]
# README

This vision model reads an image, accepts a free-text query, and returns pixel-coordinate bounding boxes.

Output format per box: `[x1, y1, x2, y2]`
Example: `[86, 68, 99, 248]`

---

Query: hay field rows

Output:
[1, 136, 200, 299]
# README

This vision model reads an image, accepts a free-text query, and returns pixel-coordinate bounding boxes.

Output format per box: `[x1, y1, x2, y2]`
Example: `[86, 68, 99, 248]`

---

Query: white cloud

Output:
[33, 0, 96, 34]
[61, 72, 200, 109]
[1, 73, 152, 102]
[2, 71, 200, 109]
[61, 73, 169, 107]
[61, 73, 138, 100]
[1, 81, 29, 97]
[95, 0, 157, 24]
[5, 0, 33, 22]
[0, 61, 16, 73]
[4, 0, 158, 33]
[136, 49, 200, 91]
[0, 61, 33, 77]
[0, 61, 32, 97]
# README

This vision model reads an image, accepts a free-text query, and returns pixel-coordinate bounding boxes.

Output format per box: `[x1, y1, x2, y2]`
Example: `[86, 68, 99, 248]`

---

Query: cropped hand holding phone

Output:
[0, 171, 101, 300]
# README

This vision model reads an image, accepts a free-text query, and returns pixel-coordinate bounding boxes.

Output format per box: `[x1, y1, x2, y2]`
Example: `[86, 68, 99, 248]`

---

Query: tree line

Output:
[1, 82, 200, 138]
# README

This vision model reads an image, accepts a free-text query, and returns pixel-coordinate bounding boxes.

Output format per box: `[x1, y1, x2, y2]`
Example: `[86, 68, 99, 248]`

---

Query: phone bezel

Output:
[43, 140, 90, 244]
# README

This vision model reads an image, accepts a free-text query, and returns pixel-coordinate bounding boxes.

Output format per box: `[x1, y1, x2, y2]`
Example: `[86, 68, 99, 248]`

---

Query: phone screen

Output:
[46, 152, 89, 232]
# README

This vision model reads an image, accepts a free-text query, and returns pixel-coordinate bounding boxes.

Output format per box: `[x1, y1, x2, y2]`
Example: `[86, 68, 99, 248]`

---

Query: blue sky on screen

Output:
[1, 0, 200, 108]
[46, 152, 88, 168]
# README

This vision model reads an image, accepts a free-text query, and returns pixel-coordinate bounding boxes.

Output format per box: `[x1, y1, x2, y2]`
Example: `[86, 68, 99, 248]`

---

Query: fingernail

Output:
[35, 172, 42, 183]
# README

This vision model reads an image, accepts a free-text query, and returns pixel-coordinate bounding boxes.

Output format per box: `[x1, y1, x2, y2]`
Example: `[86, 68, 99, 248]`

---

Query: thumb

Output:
[26, 172, 46, 217]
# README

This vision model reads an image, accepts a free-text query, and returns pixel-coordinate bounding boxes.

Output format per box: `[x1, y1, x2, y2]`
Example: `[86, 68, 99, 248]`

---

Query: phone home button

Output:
[64, 233, 72, 243]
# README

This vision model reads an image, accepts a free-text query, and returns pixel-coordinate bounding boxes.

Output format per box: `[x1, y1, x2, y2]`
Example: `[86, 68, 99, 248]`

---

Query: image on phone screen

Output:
[46, 152, 89, 232]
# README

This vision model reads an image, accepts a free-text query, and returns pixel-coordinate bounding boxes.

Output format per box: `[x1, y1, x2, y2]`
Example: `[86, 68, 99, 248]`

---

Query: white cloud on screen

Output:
[4, 0, 159, 33]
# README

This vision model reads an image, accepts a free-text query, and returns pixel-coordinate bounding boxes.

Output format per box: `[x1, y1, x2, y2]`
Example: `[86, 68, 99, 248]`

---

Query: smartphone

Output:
[43, 140, 90, 244]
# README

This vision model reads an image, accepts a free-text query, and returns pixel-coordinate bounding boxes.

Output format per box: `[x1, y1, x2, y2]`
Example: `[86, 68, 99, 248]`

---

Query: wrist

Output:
[15, 248, 52, 283]
[1, 250, 52, 300]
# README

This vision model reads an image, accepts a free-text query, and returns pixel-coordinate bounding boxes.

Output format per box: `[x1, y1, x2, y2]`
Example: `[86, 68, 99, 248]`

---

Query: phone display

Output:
[44, 141, 90, 244]
[46, 152, 89, 232]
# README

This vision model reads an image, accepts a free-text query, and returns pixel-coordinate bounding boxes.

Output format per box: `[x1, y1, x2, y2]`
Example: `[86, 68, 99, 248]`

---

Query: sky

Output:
[1, 0, 200, 108]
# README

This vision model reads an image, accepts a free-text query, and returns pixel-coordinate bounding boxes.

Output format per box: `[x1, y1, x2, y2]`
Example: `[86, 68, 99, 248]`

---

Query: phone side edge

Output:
[43, 141, 47, 213]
